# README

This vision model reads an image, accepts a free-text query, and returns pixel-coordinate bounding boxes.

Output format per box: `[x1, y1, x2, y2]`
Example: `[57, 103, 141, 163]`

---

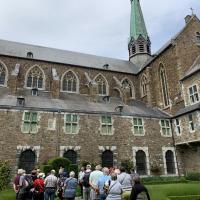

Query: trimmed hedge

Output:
[0, 161, 11, 191]
[42, 165, 53, 175]
[47, 157, 71, 175]
[186, 172, 200, 181]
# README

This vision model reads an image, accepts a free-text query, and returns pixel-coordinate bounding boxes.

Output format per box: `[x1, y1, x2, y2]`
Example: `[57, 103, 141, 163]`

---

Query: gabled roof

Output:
[180, 55, 200, 81]
[0, 39, 138, 74]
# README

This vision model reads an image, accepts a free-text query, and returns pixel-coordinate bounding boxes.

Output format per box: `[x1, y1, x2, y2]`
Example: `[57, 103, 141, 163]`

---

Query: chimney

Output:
[185, 15, 191, 24]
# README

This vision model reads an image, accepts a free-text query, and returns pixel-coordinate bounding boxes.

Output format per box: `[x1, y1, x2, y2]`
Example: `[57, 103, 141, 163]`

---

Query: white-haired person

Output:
[33, 173, 45, 200]
[63, 171, 78, 200]
[13, 169, 24, 199]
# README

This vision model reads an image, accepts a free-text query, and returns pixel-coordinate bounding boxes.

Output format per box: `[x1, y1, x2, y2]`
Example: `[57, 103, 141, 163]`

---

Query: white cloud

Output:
[0, 0, 199, 60]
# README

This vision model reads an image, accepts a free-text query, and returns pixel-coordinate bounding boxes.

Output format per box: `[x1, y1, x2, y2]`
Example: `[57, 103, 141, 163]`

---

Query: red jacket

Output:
[33, 178, 45, 193]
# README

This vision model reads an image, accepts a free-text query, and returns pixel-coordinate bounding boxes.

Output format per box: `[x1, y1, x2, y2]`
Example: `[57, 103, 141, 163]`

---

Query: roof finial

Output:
[190, 7, 194, 15]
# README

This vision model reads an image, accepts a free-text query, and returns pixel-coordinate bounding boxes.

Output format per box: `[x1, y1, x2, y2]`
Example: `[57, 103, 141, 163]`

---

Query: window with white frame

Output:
[26, 66, 44, 89]
[48, 118, 56, 130]
[188, 114, 195, 132]
[22, 112, 39, 133]
[64, 114, 79, 134]
[160, 119, 171, 136]
[101, 116, 113, 135]
[175, 118, 181, 135]
[196, 32, 200, 44]
[133, 118, 144, 135]
[62, 71, 78, 93]
[188, 85, 199, 104]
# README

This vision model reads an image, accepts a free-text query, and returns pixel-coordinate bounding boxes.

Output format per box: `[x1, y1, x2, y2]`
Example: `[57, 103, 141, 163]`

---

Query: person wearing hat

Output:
[130, 175, 150, 200]
[33, 173, 45, 200]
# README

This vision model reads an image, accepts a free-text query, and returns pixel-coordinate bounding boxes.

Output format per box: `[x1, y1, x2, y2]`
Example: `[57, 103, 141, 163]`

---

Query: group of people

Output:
[78, 165, 150, 200]
[13, 165, 150, 200]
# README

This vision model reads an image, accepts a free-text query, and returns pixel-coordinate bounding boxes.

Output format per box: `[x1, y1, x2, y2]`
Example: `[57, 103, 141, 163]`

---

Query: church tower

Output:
[128, 0, 151, 67]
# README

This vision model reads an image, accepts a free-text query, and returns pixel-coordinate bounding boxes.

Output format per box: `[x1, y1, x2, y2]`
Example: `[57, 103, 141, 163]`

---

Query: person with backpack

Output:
[17, 170, 29, 200]
[130, 175, 150, 200]
[82, 164, 92, 200]
[33, 173, 45, 200]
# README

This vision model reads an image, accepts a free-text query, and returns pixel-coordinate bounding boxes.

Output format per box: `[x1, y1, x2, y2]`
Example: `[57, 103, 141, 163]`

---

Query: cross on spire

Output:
[190, 7, 194, 15]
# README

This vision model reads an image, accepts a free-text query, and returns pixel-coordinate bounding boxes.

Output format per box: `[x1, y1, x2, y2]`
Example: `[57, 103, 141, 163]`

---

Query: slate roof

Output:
[0, 39, 138, 74]
[180, 55, 200, 81]
[0, 93, 170, 119]
[174, 102, 200, 117]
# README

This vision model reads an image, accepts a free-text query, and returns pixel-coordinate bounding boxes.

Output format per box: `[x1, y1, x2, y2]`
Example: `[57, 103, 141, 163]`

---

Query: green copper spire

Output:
[130, 0, 148, 40]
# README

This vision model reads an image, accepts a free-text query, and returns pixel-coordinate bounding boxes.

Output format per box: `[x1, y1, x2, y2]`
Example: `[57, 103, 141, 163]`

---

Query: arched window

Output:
[102, 150, 113, 167]
[139, 43, 145, 53]
[196, 32, 200, 43]
[0, 63, 6, 86]
[26, 66, 44, 89]
[18, 150, 36, 173]
[121, 78, 134, 98]
[63, 150, 77, 164]
[94, 74, 108, 96]
[62, 71, 78, 93]
[159, 65, 169, 107]
[27, 52, 33, 58]
[165, 150, 175, 174]
[141, 75, 148, 97]
[132, 45, 136, 55]
[136, 150, 147, 175]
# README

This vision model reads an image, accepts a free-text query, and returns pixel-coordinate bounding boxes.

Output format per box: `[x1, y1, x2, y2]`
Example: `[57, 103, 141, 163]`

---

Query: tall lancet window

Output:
[122, 78, 134, 98]
[159, 64, 169, 107]
[26, 66, 44, 89]
[141, 75, 148, 97]
[0, 63, 6, 86]
[95, 74, 107, 96]
[62, 71, 78, 93]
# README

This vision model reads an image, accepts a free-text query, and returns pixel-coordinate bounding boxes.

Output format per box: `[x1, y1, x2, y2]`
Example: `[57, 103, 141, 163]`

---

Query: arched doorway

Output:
[102, 150, 113, 167]
[136, 150, 147, 175]
[63, 150, 77, 164]
[18, 150, 36, 173]
[165, 150, 175, 174]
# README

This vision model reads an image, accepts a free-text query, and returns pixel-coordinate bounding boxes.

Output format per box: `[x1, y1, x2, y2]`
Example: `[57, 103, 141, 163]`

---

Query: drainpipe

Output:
[56, 110, 61, 157]
[170, 118, 180, 177]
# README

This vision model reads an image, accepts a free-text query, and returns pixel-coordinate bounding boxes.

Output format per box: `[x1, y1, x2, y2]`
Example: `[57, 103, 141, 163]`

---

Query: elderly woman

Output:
[63, 171, 78, 200]
[106, 172, 122, 200]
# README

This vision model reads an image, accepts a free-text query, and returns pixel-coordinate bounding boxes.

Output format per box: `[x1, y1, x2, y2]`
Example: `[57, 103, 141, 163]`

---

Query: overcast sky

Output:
[0, 0, 199, 60]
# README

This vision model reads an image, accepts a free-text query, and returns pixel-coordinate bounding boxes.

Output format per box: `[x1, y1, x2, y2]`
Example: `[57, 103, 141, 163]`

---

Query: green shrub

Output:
[0, 161, 11, 191]
[69, 164, 78, 177]
[186, 172, 200, 181]
[121, 160, 134, 173]
[48, 157, 71, 174]
[42, 165, 53, 175]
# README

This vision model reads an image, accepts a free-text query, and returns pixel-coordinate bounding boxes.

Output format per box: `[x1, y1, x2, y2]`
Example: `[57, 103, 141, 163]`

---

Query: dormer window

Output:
[17, 96, 25, 107]
[188, 85, 199, 104]
[27, 52, 33, 58]
[103, 64, 109, 70]
[31, 88, 38, 96]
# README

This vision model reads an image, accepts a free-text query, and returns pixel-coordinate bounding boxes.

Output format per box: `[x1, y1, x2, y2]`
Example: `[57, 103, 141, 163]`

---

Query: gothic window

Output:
[95, 74, 107, 96]
[62, 71, 78, 93]
[102, 150, 113, 168]
[188, 114, 194, 132]
[26, 66, 44, 89]
[0, 63, 7, 86]
[188, 85, 199, 104]
[122, 78, 134, 98]
[27, 52, 33, 58]
[147, 44, 151, 54]
[101, 116, 113, 135]
[165, 150, 175, 174]
[64, 114, 79, 134]
[18, 150, 36, 173]
[141, 75, 148, 97]
[159, 65, 169, 107]
[132, 45, 136, 54]
[133, 118, 144, 135]
[63, 150, 77, 164]
[22, 112, 39, 134]
[136, 150, 147, 175]
[160, 119, 171, 137]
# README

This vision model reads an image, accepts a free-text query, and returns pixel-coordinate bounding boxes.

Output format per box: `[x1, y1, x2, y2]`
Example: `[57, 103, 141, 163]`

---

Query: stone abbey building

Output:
[0, 0, 200, 176]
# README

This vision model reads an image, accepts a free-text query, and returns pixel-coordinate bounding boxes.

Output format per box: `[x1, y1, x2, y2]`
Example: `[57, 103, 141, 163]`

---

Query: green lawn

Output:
[1, 182, 200, 200]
